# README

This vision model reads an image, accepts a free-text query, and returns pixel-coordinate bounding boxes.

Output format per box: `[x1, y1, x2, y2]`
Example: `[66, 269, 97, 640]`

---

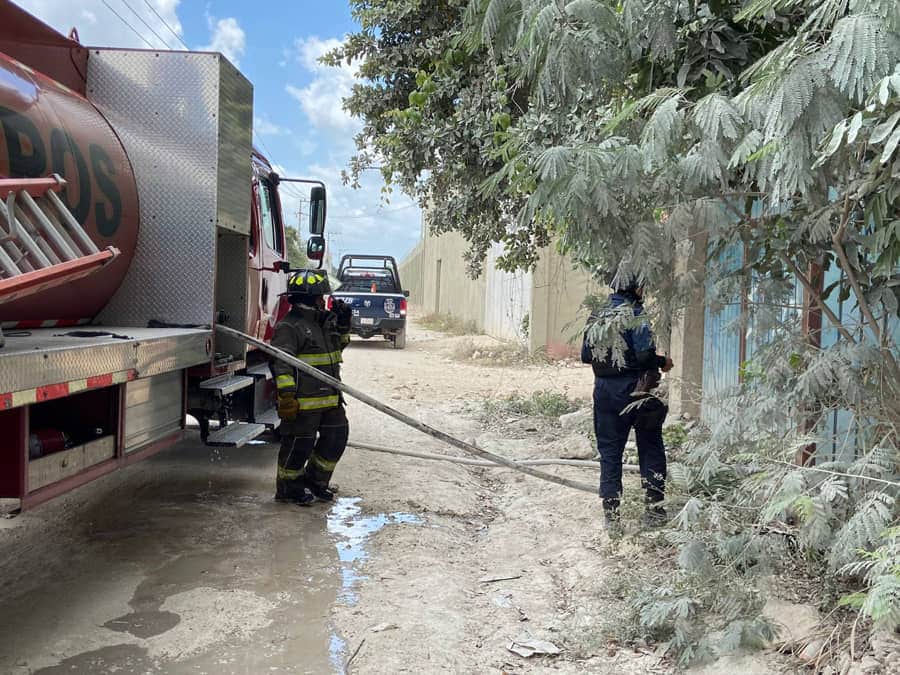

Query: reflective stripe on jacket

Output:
[270, 305, 350, 410]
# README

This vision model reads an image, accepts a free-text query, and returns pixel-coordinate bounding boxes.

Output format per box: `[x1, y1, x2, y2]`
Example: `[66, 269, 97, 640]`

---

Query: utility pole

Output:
[295, 198, 308, 231]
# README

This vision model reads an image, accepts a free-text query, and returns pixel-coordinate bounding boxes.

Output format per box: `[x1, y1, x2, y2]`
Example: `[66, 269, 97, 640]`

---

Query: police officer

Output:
[270, 269, 352, 505]
[581, 273, 673, 532]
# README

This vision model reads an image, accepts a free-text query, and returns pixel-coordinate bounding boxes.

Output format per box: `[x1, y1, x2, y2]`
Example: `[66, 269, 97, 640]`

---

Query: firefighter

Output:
[581, 273, 673, 532]
[271, 269, 352, 505]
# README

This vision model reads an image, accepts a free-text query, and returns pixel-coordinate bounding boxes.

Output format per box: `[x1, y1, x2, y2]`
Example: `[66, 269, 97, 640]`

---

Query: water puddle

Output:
[329, 634, 348, 673]
[325, 497, 422, 671]
[327, 497, 421, 606]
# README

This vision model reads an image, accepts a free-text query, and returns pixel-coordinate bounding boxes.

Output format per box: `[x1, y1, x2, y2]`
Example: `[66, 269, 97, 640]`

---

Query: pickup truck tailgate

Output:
[333, 293, 404, 323]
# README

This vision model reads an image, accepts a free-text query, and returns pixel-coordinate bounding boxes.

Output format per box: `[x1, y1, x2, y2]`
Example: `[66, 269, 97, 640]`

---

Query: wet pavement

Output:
[0, 433, 421, 674]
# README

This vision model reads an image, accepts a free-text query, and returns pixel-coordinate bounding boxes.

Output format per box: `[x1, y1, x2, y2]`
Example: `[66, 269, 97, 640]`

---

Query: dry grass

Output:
[417, 313, 480, 335]
[451, 337, 547, 367]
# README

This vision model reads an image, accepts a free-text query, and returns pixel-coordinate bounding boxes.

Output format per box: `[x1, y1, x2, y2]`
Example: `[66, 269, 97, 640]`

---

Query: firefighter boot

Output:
[276, 433, 316, 505]
[307, 481, 335, 502]
[275, 480, 315, 506]
[305, 406, 348, 503]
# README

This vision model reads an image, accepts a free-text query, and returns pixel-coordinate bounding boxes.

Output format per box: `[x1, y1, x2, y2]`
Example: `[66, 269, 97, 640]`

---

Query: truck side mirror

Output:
[307, 235, 325, 262]
[309, 186, 326, 235]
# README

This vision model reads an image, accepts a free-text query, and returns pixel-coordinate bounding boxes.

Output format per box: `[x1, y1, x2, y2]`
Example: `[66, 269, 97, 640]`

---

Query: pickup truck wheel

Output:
[393, 327, 407, 350]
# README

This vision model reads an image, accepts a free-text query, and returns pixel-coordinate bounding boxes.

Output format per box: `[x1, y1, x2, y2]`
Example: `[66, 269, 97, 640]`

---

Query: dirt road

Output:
[0, 320, 672, 673]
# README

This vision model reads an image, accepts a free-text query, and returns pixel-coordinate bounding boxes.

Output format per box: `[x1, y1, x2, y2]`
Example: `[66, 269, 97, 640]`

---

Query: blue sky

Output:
[14, 0, 423, 264]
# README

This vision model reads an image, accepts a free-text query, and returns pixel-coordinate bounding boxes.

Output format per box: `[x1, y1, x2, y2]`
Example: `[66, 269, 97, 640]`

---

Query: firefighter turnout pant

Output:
[593, 375, 667, 506]
[277, 406, 349, 498]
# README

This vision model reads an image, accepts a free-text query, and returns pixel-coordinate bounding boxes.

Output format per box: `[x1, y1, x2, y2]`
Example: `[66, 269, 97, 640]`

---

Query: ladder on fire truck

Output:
[0, 175, 119, 338]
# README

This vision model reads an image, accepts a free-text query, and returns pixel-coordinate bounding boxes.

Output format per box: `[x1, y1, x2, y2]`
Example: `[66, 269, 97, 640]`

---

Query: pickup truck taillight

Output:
[400, 298, 407, 316]
[326, 295, 333, 310]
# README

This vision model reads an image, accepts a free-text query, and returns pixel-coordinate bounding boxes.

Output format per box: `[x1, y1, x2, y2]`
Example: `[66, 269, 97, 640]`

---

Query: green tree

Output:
[323, 0, 544, 273]
[285, 226, 307, 268]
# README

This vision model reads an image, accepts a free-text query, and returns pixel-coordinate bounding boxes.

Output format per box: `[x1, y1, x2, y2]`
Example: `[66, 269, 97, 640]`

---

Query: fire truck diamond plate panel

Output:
[88, 50, 252, 327]
[0, 328, 209, 394]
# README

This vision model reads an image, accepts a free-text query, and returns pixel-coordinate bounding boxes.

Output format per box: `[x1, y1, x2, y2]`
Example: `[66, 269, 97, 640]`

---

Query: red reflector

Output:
[400, 298, 407, 316]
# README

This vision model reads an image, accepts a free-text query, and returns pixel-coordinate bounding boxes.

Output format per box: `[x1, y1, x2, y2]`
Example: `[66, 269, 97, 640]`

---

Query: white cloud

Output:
[292, 136, 317, 157]
[15, 0, 184, 49]
[273, 36, 423, 260]
[294, 36, 343, 71]
[285, 36, 360, 138]
[301, 161, 421, 258]
[253, 116, 286, 137]
[200, 16, 245, 67]
[265, 156, 421, 262]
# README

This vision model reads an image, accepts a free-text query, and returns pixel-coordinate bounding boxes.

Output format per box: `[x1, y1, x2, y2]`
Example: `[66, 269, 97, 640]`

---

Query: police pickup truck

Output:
[328, 255, 409, 349]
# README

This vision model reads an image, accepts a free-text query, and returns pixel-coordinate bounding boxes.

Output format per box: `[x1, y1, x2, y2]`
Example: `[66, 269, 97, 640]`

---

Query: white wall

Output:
[483, 242, 531, 344]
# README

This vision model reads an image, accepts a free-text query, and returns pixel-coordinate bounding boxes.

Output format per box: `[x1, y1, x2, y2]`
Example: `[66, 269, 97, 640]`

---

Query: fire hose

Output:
[216, 324, 603, 494]
[346, 440, 608, 469]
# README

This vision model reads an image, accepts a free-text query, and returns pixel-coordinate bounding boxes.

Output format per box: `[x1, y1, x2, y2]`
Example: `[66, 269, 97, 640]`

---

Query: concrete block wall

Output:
[399, 229, 486, 329]
[398, 241, 425, 306]
[399, 225, 599, 352]
[529, 246, 601, 357]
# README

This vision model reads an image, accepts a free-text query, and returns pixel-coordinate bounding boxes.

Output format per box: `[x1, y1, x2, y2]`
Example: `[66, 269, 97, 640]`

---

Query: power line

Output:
[256, 138, 278, 163]
[120, 0, 172, 49]
[255, 137, 419, 220]
[331, 204, 419, 219]
[142, 0, 190, 49]
[102, 0, 155, 48]
[255, 137, 310, 203]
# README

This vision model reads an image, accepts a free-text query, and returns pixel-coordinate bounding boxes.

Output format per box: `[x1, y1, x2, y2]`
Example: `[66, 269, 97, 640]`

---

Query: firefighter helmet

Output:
[286, 269, 332, 302]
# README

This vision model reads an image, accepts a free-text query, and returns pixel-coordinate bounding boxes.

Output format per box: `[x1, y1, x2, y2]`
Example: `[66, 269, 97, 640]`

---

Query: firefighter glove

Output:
[277, 392, 299, 421]
[333, 299, 352, 330]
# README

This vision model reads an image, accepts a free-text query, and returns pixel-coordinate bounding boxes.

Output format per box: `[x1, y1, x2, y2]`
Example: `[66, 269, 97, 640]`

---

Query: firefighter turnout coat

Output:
[270, 304, 352, 411]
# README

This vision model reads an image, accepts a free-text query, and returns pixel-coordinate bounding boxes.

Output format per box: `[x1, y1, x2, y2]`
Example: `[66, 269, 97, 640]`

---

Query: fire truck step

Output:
[245, 362, 272, 380]
[206, 422, 267, 447]
[198, 374, 255, 395]
[254, 407, 280, 429]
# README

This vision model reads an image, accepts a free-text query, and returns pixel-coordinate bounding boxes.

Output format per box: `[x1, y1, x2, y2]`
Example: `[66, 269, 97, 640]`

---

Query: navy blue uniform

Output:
[581, 292, 668, 508]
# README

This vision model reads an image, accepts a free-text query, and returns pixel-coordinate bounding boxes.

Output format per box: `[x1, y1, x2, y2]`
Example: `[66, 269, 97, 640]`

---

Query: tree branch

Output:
[831, 235, 882, 344]
[779, 253, 856, 344]
[830, 196, 900, 389]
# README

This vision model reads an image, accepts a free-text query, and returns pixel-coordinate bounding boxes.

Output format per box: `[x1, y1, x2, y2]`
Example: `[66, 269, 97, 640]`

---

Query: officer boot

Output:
[602, 498, 623, 538]
[641, 492, 667, 528]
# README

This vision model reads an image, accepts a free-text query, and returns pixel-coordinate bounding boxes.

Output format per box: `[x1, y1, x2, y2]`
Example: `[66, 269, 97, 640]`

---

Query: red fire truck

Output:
[0, 1, 326, 509]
